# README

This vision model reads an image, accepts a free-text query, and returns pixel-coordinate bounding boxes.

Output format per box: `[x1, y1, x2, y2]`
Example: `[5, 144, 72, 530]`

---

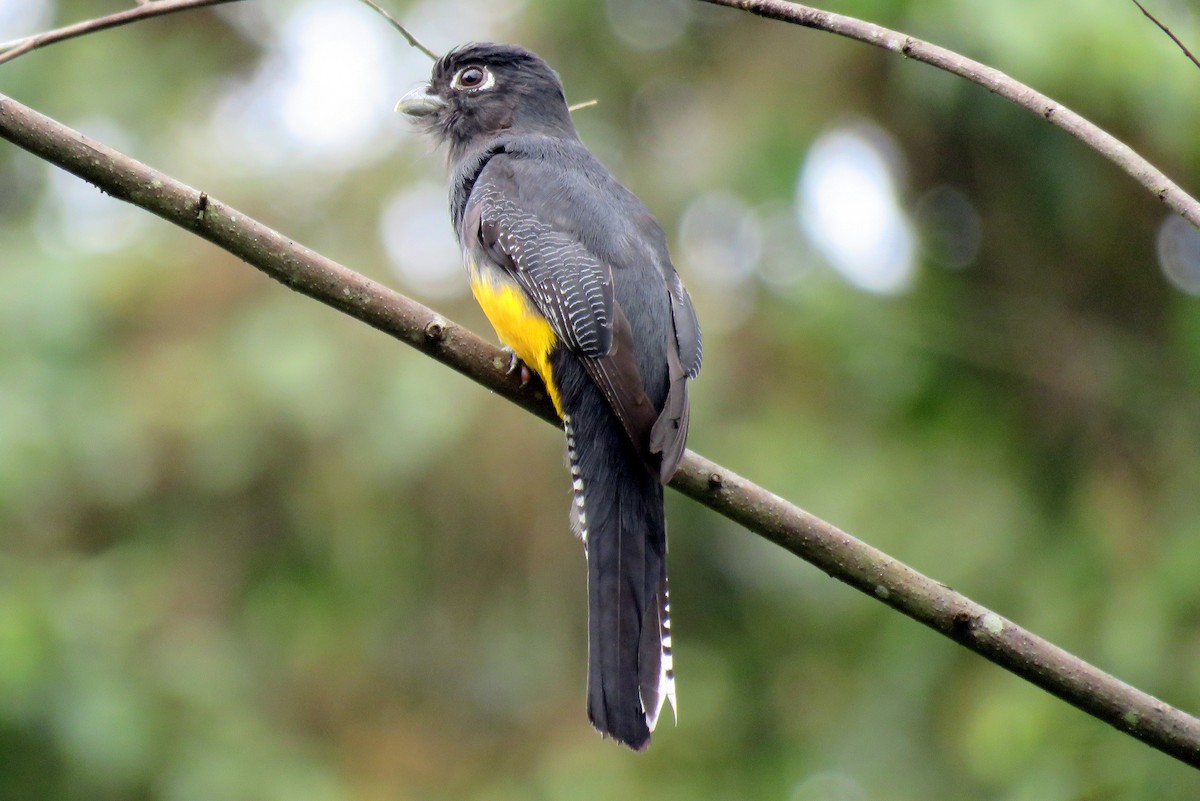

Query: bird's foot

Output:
[501, 346, 534, 386]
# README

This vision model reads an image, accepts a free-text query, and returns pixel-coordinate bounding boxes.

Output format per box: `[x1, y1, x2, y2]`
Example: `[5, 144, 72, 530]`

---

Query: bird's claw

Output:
[501, 347, 534, 387]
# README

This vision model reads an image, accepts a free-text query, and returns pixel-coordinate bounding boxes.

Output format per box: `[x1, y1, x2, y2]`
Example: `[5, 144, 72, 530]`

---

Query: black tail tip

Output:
[601, 726, 652, 752]
[588, 710, 651, 751]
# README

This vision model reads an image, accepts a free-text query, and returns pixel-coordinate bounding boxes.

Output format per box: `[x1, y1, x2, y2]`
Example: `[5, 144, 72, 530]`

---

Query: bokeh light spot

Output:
[606, 0, 693, 50]
[0, 0, 52, 39]
[379, 181, 463, 299]
[678, 191, 762, 288]
[1156, 214, 1200, 296]
[210, 0, 431, 168]
[678, 192, 762, 331]
[797, 123, 916, 294]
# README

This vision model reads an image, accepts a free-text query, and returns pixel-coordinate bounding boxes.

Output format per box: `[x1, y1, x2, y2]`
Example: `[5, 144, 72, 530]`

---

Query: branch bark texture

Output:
[697, 0, 1200, 233]
[2, 93, 1198, 768]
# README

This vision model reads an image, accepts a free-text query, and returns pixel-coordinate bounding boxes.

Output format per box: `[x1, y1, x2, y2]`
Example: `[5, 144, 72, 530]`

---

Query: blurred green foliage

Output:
[2, 0, 1200, 798]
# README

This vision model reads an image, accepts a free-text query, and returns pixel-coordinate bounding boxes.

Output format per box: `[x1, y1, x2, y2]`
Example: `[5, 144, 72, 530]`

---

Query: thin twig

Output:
[1130, 0, 1200, 71]
[355, 0, 438, 60]
[2, 93, 1198, 768]
[568, 98, 599, 112]
[695, 0, 1200, 233]
[0, 0, 246, 66]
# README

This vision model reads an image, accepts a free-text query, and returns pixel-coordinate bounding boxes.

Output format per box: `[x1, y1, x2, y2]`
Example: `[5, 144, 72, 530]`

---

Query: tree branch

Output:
[354, 0, 438, 60]
[1129, 0, 1200, 72]
[695, 0, 1200, 233]
[2, 93, 1198, 767]
[0, 0, 248, 66]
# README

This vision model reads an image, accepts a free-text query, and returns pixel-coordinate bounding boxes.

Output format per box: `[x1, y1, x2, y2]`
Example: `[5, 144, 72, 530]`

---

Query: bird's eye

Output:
[452, 65, 493, 91]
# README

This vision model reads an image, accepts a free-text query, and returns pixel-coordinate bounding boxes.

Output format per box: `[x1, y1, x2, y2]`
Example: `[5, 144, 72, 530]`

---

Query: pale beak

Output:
[395, 84, 446, 117]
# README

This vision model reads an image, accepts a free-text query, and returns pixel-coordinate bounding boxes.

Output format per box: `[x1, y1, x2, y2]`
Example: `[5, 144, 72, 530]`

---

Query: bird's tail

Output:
[562, 392, 675, 751]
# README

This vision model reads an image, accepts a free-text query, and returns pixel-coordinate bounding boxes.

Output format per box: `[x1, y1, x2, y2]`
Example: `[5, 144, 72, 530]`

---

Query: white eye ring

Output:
[451, 65, 495, 92]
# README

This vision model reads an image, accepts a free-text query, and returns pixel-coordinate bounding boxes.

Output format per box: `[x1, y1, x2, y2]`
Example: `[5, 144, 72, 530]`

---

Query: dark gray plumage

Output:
[397, 42, 701, 750]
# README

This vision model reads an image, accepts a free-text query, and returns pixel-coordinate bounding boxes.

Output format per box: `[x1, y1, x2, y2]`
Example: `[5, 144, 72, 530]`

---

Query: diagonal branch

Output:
[354, 0, 438, 60]
[1129, 0, 1200, 72]
[696, 0, 1200, 233]
[2, 93, 1199, 768]
[0, 0, 248, 66]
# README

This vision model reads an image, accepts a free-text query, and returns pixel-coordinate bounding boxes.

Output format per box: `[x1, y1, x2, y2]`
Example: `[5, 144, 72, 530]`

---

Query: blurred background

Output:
[2, 0, 1200, 798]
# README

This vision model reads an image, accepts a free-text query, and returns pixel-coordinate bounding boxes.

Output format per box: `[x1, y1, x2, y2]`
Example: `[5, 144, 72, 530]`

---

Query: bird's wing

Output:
[464, 153, 661, 459]
[467, 156, 614, 358]
[649, 254, 702, 480]
[667, 271, 702, 379]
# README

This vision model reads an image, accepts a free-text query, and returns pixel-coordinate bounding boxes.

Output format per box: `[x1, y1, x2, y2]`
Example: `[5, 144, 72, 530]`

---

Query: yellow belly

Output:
[469, 268, 563, 415]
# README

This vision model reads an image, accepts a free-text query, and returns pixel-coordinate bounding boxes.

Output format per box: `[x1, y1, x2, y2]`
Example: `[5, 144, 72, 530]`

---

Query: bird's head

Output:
[396, 43, 577, 158]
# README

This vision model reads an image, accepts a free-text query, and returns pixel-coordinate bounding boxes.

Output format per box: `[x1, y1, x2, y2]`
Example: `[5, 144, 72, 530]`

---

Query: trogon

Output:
[397, 43, 702, 750]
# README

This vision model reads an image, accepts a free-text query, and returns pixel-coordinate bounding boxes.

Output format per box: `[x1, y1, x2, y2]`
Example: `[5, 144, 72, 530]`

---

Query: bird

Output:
[396, 42, 702, 750]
